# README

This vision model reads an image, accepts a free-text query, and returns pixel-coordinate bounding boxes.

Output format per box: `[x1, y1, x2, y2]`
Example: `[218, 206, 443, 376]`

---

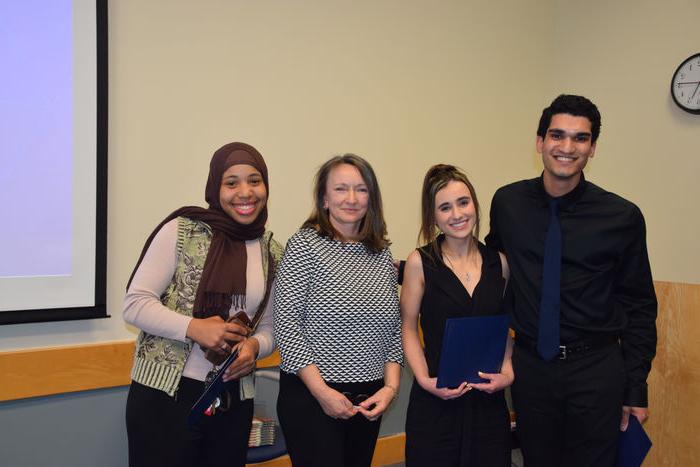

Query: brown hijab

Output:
[127, 142, 269, 320]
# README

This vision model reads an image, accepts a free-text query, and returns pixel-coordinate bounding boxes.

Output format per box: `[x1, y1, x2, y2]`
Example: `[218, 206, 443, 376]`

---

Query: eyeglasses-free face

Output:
[323, 163, 369, 241]
[219, 164, 268, 225]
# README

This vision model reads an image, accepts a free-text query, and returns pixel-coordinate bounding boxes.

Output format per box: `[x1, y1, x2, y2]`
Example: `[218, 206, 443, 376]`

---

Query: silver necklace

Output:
[443, 252, 472, 282]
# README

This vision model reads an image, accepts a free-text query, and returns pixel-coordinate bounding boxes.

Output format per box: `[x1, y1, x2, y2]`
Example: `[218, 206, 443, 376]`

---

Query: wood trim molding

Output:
[370, 433, 406, 466]
[0, 340, 281, 402]
[257, 350, 280, 368]
[0, 340, 135, 402]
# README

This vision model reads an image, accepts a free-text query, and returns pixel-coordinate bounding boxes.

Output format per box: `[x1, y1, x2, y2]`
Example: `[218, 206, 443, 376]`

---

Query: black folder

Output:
[187, 349, 239, 426]
[616, 414, 652, 467]
[436, 314, 510, 388]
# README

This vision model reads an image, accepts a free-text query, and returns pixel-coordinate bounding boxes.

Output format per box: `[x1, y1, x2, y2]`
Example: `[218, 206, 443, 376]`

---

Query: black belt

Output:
[515, 334, 619, 360]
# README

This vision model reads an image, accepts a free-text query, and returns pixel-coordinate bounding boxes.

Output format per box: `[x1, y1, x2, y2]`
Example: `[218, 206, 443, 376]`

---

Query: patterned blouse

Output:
[274, 228, 403, 383]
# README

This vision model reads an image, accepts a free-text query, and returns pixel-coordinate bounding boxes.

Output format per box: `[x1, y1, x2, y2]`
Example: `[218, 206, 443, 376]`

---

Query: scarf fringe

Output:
[201, 292, 246, 318]
[231, 293, 246, 311]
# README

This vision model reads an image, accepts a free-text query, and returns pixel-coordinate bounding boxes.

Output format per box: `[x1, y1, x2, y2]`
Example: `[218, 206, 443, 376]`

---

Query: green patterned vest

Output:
[130, 216, 282, 396]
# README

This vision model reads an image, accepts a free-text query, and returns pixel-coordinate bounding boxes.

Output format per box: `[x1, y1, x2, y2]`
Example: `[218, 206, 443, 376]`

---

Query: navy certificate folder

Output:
[187, 349, 239, 426]
[436, 314, 510, 388]
[616, 414, 652, 467]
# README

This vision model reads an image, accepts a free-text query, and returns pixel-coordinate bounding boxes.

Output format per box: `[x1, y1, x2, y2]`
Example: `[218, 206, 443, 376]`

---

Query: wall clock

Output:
[671, 53, 700, 114]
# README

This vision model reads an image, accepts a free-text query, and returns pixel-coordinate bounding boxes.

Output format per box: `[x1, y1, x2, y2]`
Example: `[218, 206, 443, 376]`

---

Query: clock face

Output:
[671, 53, 700, 114]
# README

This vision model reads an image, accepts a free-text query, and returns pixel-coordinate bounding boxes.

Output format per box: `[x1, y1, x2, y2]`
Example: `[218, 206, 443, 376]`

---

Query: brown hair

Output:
[302, 154, 390, 253]
[419, 164, 481, 259]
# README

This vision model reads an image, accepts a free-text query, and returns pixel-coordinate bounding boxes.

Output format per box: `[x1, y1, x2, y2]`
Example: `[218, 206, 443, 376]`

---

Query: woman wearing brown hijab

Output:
[123, 142, 282, 467]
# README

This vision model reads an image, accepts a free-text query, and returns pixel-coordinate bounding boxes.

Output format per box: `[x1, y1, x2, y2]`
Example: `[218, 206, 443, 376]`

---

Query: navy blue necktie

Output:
[537, 199, 561, 361]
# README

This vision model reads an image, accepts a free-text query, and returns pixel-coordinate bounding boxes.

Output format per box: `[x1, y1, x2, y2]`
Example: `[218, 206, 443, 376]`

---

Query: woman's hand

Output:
[186, 315, 249, 352]
[357, 385, 397, 421]
[418, 376, 471, 400]
[469, 369, 514, 394]
[314, 386, 358, 420]
[223, 337, 259, 382]
[297, 364, 357, 419]
[472, 336, 515, 394]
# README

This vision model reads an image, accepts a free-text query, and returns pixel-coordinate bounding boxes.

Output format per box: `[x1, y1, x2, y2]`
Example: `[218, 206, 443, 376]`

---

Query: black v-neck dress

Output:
[405, 239, 511, 467]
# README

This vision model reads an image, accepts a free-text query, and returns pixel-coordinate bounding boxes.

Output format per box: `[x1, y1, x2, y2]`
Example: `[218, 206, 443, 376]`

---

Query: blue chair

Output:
[247, 424, 287, 464]
[246, 364, 288, 465]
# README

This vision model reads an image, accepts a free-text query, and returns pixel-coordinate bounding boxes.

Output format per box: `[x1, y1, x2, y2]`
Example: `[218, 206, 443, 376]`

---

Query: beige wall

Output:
[1, 0, 697, 352]
[106, 0, 550, 346]
[548, 0, 700, 283]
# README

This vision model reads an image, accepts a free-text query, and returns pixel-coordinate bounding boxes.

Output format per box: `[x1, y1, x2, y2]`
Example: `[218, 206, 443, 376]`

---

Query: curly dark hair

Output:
[537, 94, 602, 143]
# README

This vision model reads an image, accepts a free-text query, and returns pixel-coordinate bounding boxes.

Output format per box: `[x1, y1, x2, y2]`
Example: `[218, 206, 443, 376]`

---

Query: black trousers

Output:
[126, 377, 253, 467]
[511, 343, 625, 467]
[277, 371, 383, 467]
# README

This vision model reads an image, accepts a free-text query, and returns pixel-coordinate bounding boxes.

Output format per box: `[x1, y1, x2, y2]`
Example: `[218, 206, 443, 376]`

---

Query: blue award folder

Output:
[436, 314, 510, 388]
[616, 414, 652, 467]
[187, 349, 239, 427]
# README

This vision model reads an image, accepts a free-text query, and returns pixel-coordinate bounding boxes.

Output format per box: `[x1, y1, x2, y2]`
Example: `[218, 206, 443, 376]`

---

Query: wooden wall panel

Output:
[0, 340, 134, 401]
[646, 281, 700, 467]
[0, 341, 280, 402]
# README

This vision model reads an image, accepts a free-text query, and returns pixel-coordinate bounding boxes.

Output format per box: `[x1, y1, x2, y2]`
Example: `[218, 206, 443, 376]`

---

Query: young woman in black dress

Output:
[401, 164, 514, 467]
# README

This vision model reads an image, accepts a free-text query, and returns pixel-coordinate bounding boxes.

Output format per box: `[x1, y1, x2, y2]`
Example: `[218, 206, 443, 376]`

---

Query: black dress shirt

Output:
[485, 174, 657, 407]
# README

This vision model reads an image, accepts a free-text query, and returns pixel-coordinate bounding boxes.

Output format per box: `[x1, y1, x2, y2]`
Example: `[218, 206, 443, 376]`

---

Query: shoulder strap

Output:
[250, 239, 276, 332]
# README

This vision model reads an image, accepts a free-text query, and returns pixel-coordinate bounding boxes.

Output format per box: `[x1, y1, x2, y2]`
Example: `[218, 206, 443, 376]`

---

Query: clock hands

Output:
[672, 54, 700, 112]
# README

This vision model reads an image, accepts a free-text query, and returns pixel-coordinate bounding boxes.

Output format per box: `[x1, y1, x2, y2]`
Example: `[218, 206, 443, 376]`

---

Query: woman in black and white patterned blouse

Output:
[274, 154, 403, 467]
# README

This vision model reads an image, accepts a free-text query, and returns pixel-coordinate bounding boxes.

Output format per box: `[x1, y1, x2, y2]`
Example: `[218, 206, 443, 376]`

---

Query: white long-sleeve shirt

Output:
[124, 219, 274, 381]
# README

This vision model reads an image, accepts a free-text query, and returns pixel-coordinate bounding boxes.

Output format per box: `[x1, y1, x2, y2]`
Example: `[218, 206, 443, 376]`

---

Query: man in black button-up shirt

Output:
[486, 94, 657, 467]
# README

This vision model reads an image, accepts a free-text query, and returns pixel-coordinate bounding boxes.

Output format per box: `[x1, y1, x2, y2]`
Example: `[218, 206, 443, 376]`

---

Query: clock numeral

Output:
[672, 54, 700, 112]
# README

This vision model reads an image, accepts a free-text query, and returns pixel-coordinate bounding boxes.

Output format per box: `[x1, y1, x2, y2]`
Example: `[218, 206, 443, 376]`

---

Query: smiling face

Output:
[537, 113, 596, 196]
[323, 163, 369, 240]
[219, 164, 268, 224]
[434, 180, 476, 240]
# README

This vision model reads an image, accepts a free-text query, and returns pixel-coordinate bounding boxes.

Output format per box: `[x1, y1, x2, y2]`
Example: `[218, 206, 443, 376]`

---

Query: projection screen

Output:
[0, 0, 107, 324]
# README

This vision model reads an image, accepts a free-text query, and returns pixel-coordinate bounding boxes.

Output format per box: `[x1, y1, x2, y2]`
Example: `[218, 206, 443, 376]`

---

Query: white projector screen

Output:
[0, 0, 107, 324]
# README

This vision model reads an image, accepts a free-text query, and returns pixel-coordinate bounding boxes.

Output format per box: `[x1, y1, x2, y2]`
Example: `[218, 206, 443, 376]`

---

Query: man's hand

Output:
[620, 405, 649, 431]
